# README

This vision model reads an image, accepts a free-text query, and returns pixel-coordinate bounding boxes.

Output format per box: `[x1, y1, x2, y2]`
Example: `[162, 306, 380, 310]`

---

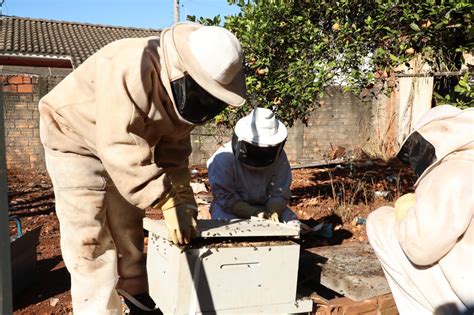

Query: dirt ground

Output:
[8, 159, 415, 314]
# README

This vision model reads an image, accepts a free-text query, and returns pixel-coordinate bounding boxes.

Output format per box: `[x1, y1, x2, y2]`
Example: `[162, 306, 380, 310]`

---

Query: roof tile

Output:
[1, 16, 162, 67]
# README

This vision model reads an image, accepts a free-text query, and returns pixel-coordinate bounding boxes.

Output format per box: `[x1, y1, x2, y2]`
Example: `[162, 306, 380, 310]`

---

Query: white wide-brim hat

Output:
[398, 104, 463, 154]
[412, 104, 462, 131]
[235, 107, 288, 146]
[170, 22, 246, 107]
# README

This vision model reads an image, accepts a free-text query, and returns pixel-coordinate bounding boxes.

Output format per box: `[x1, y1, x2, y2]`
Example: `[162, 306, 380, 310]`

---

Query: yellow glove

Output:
[394, 193, 416, 220]
[160, 194, 198, 245]
[232, 201, 266, 219]
[268, 212, 280, 222]
[266, 199, 286, 223]
[256, 211, 266, 219]
[158, 169, 199, 245]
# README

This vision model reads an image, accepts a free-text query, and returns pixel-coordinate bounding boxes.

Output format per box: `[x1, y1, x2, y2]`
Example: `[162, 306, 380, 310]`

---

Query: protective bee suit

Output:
[367, 105, 474, 315]
[207, 107, 298, 223]
[38, 22, 245, 315]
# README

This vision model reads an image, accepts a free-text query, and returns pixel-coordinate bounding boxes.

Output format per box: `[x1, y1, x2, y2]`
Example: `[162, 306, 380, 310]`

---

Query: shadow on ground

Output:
[13, 255, 70, 311]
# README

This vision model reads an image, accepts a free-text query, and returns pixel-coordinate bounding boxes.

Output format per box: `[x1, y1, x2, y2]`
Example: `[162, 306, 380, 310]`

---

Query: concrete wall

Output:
[190, 88, 378, 166]
[289, 88, 373, 164]
[1, 73, 397, 174]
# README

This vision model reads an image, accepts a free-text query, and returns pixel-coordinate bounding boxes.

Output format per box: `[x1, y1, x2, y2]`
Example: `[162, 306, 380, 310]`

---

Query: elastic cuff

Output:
[116, 274, 148, 296]
[117, 289, 155, 311]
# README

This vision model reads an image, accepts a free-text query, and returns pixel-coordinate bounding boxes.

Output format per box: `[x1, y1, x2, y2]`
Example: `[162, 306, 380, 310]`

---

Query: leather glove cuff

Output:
[175, 185, 197, 207]
[232, 200, 261, 218]
[265, 199, 286, 215]
[166, 169, 197, 207]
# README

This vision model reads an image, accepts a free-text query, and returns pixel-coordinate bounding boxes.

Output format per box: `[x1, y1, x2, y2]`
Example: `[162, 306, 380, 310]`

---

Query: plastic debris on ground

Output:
[352, 217, 367, 225]
[300, 220, 333, 238]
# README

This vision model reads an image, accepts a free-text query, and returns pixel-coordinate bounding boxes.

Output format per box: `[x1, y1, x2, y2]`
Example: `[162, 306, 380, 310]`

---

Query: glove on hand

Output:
[394, 193, 416, 220]
[266, 199, 286, 223]
[232, 200, 266, 219]
[256, 211, 266, 219]
[161, 194, 198, 245]
[158, 169, 198, 245]
[268, 212, 280, 222]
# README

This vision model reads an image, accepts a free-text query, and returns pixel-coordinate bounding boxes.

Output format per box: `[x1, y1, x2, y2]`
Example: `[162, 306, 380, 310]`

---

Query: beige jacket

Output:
[395, 109, 474, 306]
[39, 36, 194, 209]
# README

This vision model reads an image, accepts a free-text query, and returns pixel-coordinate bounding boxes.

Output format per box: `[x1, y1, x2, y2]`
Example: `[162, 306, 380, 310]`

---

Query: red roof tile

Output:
[0, 16, 161, 67]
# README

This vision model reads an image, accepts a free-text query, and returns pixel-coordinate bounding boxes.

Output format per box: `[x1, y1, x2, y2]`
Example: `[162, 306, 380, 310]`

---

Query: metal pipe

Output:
[174, 0, 180, 24]
[0, 87, 13, 314]
[395, 70, 469, 78]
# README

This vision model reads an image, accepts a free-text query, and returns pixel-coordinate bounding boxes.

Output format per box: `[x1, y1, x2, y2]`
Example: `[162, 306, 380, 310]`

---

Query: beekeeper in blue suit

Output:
[207, 107, 299, 223]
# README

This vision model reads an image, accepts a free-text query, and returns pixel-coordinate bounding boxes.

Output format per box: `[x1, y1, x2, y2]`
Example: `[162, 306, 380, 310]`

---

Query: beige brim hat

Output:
[171, 23, 246, 107]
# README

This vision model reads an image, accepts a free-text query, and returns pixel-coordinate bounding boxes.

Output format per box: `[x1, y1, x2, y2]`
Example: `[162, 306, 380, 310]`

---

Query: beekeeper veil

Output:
[232, 107, 288, 168]
[396, 105, 474, 183]
[160, 22, 246, 125]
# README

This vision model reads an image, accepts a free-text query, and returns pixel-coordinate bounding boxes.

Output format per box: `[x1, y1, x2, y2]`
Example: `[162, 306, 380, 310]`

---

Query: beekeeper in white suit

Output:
[207, 107, 299, 223]
[39, 22, 245, 314]
[367, 105, 474, 315]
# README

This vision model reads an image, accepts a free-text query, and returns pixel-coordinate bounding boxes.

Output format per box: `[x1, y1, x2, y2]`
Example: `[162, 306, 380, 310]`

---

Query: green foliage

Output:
[190, 0, 473, 127]
[187, 15, 222, 26]
[434, 72, 474, 107]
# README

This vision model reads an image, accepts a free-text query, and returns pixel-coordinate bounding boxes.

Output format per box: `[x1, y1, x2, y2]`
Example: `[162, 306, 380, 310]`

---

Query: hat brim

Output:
[171, 23, 246, 107]
[396, 105, 463, 156]
[235, 115, 288, 147]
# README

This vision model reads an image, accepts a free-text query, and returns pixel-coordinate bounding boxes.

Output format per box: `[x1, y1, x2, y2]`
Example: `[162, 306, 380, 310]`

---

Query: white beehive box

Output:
[144, 218, 313, 314]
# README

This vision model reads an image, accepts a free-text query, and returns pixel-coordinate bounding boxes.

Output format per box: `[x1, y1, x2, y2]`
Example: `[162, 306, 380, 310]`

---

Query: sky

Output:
[0, 0, 242, 29]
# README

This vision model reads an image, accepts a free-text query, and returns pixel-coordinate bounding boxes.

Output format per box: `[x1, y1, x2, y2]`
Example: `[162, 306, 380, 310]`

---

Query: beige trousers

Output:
[367, 206, 468, 315]
[45, 148, 148, 315]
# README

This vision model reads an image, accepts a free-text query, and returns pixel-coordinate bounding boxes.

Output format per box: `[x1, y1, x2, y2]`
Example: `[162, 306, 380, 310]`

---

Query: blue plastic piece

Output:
[354, 217, 367, 225]
[9, 216, 23, 238]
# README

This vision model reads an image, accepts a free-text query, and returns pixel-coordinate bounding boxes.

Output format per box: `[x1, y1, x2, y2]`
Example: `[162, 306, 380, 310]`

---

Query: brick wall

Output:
[1, 75, 64, 173]
[313, 293, 398, 315]
[1, 75, 34, 93]
[1, 73, 397, 174]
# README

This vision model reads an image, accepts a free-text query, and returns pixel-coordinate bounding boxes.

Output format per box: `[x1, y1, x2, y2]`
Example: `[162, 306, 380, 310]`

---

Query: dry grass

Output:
[326, 167, 372, 222]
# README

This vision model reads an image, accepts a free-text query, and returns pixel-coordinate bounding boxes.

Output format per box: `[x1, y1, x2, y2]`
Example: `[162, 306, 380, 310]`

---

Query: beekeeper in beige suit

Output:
[38, 22, 245, 315]
[367, 105, 473, 315]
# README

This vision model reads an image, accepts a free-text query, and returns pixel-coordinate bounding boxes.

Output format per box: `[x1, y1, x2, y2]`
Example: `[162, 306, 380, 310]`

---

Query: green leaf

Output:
[219, 0, 473, 127]
[410, 23, 421, 31]
[376, 47, 386, 55]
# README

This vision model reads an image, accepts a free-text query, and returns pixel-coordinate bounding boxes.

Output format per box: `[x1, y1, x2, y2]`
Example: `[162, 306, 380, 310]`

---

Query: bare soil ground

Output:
[8, 159, 415, 314]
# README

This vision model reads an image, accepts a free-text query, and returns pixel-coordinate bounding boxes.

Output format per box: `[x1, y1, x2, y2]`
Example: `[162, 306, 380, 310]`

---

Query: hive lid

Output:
[143, 217, 300, 240]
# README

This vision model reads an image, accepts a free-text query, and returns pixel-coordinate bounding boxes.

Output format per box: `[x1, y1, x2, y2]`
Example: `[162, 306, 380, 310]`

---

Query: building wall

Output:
[0, 65, 72, 77]
[290, 89, 373, 164]
[1, 75, 65, 173]
[190, 88, 377, 166]
[1, 73, 396, 174]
